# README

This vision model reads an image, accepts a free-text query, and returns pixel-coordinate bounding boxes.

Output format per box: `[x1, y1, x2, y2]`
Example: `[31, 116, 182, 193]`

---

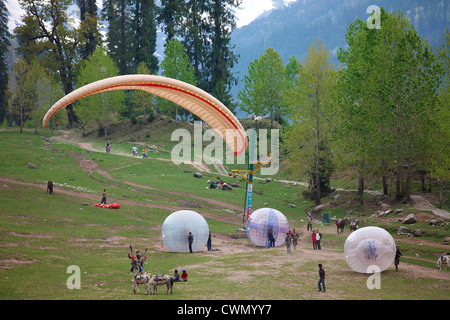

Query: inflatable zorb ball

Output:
[246, 208, 289, 247]
[344, 226, 396, 273]
[161, 210, 209, 253]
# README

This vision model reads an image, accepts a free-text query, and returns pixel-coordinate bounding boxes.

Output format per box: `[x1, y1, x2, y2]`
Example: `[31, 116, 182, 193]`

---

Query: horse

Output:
[436, 254, 450, 271]
[147, 274, 174, 295]
[336, 218, 348, 235]
[132, 273, 152, 295]
[349, 220, 359, 233]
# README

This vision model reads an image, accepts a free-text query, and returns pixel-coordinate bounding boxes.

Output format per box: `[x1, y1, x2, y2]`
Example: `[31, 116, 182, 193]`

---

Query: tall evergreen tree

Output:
[102, 0, 133, 74]
[180, 0, 209, 84]
[0, 0, 10, 124]
[76, 0, 101, 60]
[131, 0, 159, 74]
[205, 0, 241, 109]
[158, 0, 183, 45]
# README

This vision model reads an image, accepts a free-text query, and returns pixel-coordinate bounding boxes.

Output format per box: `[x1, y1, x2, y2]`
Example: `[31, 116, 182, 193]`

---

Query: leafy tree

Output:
[15, 0, 98, 128]
[0, 0, 10, 124]
[429, 27, 450, 207]
[283, 39, 336, 205]
[238, 47, 285, 128]
[336, 12, 385, 201]
[9, 56, 31, 133]
[76, 47, 124, 138]
[160, 38, 197, 120]
[132, 62, 155, 123]
[369, 11, 440, 201]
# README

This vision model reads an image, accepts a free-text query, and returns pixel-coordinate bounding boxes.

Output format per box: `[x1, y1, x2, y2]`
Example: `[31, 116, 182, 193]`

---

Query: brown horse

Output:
[336, 218, 348, 235]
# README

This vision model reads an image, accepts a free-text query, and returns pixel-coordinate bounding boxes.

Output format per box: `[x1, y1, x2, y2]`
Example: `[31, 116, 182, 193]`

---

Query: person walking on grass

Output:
[285, 233, 292, 254]
[101, 189, 107, 204]
[291, 228, 300, 249]
[318, 264, 326, 292]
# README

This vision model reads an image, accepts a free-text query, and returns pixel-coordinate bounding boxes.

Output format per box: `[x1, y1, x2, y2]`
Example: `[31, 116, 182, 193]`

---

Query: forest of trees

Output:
[0, 2, 448, 207]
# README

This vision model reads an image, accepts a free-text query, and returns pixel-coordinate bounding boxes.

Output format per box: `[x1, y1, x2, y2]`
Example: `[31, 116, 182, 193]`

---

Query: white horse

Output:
[147, 274, 174, 295]
[132, 273, 152, 295]
[436, 255, 450, 271]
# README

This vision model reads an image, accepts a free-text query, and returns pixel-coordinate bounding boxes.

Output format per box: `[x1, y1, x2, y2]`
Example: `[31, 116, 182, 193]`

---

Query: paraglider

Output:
[344, 226, 396, 273]
[161, 210, 210, 253]
[42, 75, 247, 155]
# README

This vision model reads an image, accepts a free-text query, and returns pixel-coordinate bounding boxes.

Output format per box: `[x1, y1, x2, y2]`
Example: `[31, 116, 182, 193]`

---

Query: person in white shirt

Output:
[315, 230, 322, 250]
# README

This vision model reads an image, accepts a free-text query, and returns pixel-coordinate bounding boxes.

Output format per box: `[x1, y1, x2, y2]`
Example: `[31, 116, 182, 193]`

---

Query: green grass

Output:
[0, 129, 448, 300]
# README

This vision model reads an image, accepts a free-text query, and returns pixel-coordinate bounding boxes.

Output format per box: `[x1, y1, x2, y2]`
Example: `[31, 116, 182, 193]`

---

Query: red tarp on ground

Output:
[93, 203, 120, 209]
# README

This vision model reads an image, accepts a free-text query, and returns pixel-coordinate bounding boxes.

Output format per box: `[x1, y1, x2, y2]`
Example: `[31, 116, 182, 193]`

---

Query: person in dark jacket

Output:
[318, 264, 326, 292]
[394, 247, 403, 272]
[187, 232, 194, 253]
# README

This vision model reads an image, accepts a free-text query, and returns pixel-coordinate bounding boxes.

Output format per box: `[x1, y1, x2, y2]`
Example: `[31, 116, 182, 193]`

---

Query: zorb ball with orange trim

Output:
[344, 226, 396, 273]
[246, 208, 289, 247]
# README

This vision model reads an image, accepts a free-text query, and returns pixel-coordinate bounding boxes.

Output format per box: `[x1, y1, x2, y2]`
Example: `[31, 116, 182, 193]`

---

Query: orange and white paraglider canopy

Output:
[42, 75, 247, 155]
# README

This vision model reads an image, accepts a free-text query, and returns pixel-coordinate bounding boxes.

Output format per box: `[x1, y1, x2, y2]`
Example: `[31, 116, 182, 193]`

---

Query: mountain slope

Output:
[230, 0, 450, 116]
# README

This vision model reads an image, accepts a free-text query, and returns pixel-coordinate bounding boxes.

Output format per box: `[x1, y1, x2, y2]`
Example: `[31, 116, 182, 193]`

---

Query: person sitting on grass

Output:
[181, 270, 188, 282]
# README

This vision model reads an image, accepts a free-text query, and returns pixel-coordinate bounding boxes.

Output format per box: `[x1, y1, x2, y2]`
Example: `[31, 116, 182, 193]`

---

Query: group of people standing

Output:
[311, 229, 323, 250]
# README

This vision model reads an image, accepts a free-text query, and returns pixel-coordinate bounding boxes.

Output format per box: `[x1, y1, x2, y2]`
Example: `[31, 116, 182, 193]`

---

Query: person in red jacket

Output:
[311, 230, 317, 250]
[181, 270, 188, 282]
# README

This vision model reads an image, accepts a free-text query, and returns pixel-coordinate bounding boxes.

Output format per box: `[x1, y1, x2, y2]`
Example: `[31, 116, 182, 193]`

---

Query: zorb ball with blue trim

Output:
[161, 210, 209, 253]
[246, 208, 289, 247]
[344, 226, 396, 273]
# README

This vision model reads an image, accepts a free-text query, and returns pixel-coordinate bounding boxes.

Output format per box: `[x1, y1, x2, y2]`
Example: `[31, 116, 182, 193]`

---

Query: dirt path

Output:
[78, 142, 213, 173]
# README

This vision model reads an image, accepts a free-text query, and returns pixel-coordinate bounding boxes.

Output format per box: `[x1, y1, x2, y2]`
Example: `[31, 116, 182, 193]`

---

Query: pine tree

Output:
[102, 0, 133, 74]
[180, 0, 209, 84]
[0, 0, 10, 124]
[158, 0, 183, 45]
[205, 0, 241, 109]
[76, 0, 101, 60]
[131, 0, 159, 74]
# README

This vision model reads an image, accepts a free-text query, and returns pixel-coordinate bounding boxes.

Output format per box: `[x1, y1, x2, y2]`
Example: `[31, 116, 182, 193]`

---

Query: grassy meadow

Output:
[0, 126, 449, 300]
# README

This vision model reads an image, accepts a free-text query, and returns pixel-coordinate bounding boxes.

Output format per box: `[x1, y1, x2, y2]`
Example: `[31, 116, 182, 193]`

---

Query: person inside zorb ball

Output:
[344, 226, 396, 273]
[161, 210, 210, 253]
[246, 208, 289, 247]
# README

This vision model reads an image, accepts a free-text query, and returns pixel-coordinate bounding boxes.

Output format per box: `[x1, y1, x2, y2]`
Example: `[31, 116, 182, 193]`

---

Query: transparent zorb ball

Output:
[246, 208, 290, 247]
[344, 226, 396, 273]
[161, 210, 209, 253]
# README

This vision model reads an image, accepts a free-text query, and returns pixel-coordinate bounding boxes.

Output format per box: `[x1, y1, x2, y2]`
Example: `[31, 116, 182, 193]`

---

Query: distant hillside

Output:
[230, 0, 450, 117]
